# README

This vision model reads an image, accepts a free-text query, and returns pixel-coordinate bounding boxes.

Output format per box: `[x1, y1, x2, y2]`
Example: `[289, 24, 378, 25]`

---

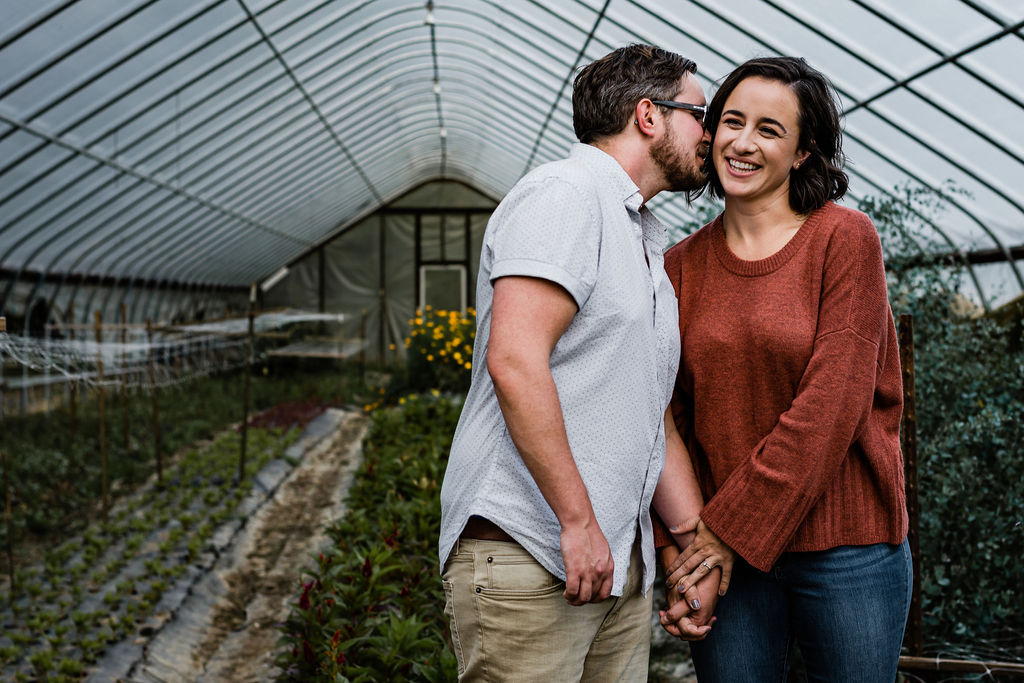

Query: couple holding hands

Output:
[439, 42, 910, 682]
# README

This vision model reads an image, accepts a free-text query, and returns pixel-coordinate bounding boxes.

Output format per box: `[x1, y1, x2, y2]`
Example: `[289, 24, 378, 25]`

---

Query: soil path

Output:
[124, 408, 368, 682]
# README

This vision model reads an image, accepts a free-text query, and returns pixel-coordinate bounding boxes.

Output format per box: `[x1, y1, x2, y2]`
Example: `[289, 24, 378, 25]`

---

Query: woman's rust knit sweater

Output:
[661, 201, 908, 572]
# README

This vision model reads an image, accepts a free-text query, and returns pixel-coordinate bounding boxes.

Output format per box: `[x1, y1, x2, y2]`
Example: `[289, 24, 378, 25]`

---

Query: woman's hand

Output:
[660, 569, 720, 641]
[666, 518, 737, 600]
[658, 542, 717, 641]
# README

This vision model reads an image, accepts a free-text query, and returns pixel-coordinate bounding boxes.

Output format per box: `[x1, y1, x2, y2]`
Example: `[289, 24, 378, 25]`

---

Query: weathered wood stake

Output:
[68, 304, 78, 443]
[147, 319, 162, 483]
[2, 448, 13, 602]
[94, 311, 109, 521]
[239, 291, 255, 484]
[120, 303, 129, 451]
[898, 313, 922, 657]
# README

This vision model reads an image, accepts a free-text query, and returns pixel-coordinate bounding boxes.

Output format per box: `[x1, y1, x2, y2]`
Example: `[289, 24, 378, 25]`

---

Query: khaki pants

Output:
[442, 537, 651, 682]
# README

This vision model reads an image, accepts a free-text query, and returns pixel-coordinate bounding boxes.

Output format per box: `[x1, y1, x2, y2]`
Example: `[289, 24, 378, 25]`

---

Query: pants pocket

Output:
[442, 579, 466, 675]
[481, 551, 564, 598]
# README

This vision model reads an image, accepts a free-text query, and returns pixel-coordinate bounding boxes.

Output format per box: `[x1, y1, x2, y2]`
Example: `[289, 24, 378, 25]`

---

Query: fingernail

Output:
[669, 526, 679, 532]
[691, 598, 701, 609]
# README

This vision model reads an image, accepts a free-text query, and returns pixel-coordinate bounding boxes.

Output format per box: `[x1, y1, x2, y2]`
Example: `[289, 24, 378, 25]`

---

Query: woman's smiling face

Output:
[711, 76, 809, 208]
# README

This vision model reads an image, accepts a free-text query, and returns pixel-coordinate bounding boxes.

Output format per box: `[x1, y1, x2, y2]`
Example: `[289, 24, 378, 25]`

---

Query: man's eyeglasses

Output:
[651, 100, 707, 125]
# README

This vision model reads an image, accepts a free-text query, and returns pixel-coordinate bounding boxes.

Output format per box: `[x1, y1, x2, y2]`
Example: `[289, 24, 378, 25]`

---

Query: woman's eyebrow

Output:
[722, 109, 789, 134]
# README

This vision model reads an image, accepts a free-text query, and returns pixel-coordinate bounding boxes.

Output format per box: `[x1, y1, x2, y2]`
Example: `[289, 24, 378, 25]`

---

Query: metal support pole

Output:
[898, 313, 923, 656]
[94, 311, 109, 522]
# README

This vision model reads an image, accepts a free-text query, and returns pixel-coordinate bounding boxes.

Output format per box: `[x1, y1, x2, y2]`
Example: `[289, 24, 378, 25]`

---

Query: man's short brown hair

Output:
[573, 44, 697, 144]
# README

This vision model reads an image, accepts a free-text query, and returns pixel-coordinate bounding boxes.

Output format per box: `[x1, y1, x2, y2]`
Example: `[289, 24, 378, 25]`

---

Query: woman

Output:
[658, 56, 912, 681]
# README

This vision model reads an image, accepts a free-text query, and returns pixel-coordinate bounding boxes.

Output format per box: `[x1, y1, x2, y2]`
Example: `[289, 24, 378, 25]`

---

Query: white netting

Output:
[0, 309, 345, 394]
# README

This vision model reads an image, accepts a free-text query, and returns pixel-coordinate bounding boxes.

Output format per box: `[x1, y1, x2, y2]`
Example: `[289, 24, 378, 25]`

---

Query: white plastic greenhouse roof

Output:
[1, 0, 1023, 309]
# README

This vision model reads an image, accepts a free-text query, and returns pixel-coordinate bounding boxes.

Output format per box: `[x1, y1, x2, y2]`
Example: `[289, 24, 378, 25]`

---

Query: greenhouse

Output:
[0, 0, 1022, 680]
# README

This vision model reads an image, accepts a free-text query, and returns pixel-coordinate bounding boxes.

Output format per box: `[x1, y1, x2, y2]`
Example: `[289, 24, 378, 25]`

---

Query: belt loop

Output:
[454, 537, 461, 556]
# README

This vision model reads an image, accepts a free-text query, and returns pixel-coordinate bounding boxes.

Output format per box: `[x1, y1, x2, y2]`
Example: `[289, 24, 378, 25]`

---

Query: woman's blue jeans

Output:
[689, 540, 912, 683]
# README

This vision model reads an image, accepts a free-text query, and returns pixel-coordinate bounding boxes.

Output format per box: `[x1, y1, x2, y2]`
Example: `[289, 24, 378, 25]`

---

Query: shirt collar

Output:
[569, 143, 670, 250]
[570, 143, 644, 210]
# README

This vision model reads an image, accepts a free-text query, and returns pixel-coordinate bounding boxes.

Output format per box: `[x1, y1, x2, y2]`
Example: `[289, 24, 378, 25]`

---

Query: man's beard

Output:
[651, 122, 706, 192]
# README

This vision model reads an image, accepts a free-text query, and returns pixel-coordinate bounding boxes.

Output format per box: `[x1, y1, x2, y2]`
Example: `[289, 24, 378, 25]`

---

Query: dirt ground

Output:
[125, 409, 368, 682]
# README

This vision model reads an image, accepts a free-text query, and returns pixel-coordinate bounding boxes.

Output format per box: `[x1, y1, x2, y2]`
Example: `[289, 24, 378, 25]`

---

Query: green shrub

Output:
[276, 393, 461, 681]
[401, 307, 475, 395]
[861, 185, 1024, 642]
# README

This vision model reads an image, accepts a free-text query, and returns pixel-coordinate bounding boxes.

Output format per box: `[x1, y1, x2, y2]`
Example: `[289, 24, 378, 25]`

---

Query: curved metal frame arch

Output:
[756, 0, 1024, 287]
[619, 0, 1007, 302]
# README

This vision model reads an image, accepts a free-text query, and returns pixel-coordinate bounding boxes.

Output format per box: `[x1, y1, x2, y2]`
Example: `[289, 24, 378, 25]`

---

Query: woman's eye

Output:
[759, 127, 780, 137]
[722, 117, 742, 127]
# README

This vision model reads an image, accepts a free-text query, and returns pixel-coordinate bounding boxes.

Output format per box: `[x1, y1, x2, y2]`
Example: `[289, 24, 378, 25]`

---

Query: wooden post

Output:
[359, 308, 367, 382]
[0, 316, 5, 424]
[2, 448, 13, 602]
[68, 304, 77, 442]
[0, 318, 12, 600]
[337, 314, 345, 406]
[94, 311, 109, 522]
[900, 655, 1024, 676]
[146, 319, 162, 483]
[239, 287, 255, 484]
[898, 314, 923, 657]
[120, 304, 129, 452]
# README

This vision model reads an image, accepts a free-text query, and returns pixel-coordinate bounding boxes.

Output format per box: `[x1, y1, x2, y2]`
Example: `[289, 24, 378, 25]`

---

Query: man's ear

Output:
[634, 99, 658, 136]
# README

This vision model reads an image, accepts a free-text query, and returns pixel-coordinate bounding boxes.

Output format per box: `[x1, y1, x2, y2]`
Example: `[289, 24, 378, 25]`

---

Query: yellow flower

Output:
[464, 361, 472, 369]
[427, 354, 434, 361]
[389, 343, 396, 350]
[430, 388, 440, 396]
[399, 397, 406, 405]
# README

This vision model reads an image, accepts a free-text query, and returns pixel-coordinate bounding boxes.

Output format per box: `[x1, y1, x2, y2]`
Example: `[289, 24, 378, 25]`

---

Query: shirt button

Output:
[476, 587, 482, 593]
[487, 556, 493, 563]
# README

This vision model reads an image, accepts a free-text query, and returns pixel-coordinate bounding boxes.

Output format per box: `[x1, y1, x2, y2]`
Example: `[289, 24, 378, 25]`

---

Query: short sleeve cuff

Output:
[490, 257, 592, 309]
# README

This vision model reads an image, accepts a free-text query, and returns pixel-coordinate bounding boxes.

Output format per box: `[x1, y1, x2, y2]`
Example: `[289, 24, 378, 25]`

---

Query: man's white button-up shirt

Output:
[438, 143, 681, 596]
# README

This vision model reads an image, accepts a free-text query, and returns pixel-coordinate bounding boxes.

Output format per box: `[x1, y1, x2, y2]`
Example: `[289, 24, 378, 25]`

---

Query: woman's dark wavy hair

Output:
[701, 56, 849, 213]
[573, 44, 697, 144]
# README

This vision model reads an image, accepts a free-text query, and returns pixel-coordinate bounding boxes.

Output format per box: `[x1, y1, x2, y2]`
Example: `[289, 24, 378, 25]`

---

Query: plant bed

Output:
[276, 392, 461, 681]
[0, 424, 302, 681]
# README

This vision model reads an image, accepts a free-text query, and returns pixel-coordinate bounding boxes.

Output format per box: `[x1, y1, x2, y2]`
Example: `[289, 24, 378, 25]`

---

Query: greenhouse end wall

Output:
[262, 181, 496, 364]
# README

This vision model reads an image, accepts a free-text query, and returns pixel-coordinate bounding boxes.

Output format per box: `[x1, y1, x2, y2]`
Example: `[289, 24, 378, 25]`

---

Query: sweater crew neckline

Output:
[710, 202, 830, 277]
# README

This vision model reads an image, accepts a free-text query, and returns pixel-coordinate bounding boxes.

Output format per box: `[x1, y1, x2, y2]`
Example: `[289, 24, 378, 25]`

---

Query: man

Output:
[438, 43, 710, 681]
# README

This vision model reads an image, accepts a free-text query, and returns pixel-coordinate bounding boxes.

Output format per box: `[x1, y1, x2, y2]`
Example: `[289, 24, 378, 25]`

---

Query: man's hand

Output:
[666, 519, 737, 598]
[560, 519, 614, 605]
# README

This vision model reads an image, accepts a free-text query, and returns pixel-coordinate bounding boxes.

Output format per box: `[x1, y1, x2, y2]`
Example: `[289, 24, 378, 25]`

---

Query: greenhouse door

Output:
[416, 212, 473, 313]
[419, 265, 466, 312]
